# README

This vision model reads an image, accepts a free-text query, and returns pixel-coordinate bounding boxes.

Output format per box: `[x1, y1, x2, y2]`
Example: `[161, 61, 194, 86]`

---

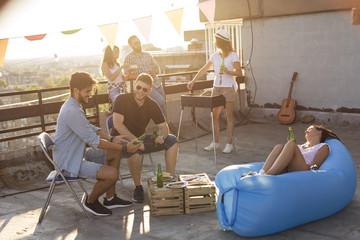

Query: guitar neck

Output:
[286, 83, 294, 104]
[286, 72, 297, 105]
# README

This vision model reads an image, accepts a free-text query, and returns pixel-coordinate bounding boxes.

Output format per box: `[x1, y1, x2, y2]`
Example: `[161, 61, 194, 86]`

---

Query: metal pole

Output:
[210, 110, 217, 164]
[162, 76, 166, 102]
[195, 108, 198, 152]
[177, 108, 184, 139]
[94, 88, 99, 126]
[38, 90, 45, 132]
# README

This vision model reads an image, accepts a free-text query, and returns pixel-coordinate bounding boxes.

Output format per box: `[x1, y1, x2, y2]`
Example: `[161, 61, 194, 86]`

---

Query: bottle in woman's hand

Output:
[288, 127, 296, 143]
[220, 58, 225, 75]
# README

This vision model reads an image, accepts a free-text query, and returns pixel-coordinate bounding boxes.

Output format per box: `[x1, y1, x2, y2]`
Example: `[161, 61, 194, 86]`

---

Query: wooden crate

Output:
[180, 173, 217, 214]
[147, 177, 184, 216]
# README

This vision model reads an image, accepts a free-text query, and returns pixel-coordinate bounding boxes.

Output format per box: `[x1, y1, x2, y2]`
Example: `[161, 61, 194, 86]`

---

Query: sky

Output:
[0, 0, 205, 61]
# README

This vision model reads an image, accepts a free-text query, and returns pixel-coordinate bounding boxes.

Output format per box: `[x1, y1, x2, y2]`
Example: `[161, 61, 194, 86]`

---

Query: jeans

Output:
[109, 87, 121, 103]
[149, 85, 167, 117]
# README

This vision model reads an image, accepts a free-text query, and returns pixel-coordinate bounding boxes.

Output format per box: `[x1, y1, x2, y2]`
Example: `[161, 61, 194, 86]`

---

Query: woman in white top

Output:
[247, 125, 341, 176]
[187, 29, 243, 154]
[101, 45, 129, 103]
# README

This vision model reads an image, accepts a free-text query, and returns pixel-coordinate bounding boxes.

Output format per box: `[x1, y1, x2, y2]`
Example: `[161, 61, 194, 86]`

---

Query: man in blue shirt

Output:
[53, 72, 141, 216]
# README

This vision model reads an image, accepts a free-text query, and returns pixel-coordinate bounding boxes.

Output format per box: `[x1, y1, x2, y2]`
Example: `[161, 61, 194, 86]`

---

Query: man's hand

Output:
[155, 135, 165, 145]
[121, 63, 130, 70]
[187, 81, 195, 91]
[112, 135, 129, 144]
[126, 139, 142, 153]
[139, 142, 145, 151]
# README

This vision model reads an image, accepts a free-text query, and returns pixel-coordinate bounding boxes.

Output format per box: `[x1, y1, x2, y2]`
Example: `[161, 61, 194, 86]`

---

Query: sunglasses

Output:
[136, 85, 149, 93]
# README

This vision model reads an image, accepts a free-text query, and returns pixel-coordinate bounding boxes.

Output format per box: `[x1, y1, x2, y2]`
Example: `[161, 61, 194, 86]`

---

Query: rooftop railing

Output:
[0, 71, 244, 144]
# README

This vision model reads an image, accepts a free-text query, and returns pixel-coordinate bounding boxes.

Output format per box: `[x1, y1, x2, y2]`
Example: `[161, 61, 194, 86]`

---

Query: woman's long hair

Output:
[101, 45, 119, 76]
[214, 36, 233, 57]
[313, 125, 341, 143]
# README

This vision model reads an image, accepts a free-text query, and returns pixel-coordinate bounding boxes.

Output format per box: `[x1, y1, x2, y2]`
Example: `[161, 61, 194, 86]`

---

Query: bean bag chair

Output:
[215, 139, 357, 237]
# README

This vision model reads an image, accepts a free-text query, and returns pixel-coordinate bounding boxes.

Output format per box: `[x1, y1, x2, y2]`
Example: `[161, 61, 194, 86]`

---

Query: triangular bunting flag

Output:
[24, 34, 47, 41]
[61, 29, 81, 35]
[0, 39, 9, 68]
[98, 23, 119, 49]
[165, 8, 184, 35]
[133, 16, 152, 43]
[198, 0, 216, 25]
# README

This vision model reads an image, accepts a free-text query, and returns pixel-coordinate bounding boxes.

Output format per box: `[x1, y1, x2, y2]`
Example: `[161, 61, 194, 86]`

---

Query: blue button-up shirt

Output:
[53, 96, 101, 177]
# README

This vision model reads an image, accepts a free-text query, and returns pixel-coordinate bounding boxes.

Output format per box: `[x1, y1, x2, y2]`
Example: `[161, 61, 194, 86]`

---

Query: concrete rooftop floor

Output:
[1, 120, 359, 240]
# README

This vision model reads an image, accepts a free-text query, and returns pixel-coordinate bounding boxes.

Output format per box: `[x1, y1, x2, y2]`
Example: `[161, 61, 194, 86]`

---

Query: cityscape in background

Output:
[0, 38, 207, 151]
[0, 39, 206, 92]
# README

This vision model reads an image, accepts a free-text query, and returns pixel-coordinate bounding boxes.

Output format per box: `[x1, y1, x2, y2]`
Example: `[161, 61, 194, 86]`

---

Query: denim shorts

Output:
[121, 134, 178, 158]
[79, 148, 107, 179]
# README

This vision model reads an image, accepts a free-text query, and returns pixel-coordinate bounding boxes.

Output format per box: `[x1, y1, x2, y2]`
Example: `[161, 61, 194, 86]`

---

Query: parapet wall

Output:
[249, 108, 360, 126]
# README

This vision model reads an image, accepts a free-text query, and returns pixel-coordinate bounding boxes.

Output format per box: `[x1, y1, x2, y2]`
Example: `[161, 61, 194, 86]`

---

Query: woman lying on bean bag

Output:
[245, 125, 338, 176]
[216, 125, 356, 237]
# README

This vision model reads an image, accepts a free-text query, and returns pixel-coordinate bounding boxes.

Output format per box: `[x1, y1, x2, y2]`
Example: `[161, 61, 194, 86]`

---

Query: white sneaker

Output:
[203, 142, 220, 151]
[223, 144, 234, 154]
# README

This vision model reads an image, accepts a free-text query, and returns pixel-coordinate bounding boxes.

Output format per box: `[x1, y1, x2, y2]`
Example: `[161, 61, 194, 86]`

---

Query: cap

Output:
[215, 29, 231, 42]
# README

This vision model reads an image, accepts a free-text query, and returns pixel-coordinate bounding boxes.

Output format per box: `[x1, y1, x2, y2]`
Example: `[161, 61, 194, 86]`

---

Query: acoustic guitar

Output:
[277, 72, 298, 124]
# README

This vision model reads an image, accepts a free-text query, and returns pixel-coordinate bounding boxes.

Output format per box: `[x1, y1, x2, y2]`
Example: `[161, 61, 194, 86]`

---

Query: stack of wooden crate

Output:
[180, 173, 217, 214]
[147, 173, 216, 216]
[147, 177, 184, 216]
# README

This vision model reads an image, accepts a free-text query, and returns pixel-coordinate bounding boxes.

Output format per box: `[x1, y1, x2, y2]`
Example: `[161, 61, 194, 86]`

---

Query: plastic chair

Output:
[37, 132, 92, 223]
[106, 115, 114, 136]
[106, 115, 156, 186]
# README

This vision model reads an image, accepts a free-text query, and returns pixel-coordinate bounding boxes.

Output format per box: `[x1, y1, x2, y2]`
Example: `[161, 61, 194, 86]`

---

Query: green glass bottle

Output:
[288, 127, 296, 143]
[152, 127, 158, 148]
[157, 163, 163, 188]
[220, 58, 225, 75]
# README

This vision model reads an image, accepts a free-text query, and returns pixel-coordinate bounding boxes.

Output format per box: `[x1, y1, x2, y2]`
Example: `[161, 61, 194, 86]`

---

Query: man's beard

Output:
[79, 94, 88, 104]
[134, 45, 142, 53]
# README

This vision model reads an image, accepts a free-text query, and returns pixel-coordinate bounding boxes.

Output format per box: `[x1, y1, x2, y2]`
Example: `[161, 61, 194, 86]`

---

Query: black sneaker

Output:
[132, 185, 144, 203]
[83, 197, 112, 216]
[103, 194, 133, 209]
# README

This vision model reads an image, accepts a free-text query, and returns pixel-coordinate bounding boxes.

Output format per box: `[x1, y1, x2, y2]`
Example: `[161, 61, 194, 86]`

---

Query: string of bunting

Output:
[0, 0, 215, 68]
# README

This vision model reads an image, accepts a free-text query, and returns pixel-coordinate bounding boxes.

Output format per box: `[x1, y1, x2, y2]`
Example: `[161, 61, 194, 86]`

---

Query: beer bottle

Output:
[288, 127, 296, 143]
[152, 127, 158, 148]
[220, 58, 225, 75]
[157, 163, 163, 188]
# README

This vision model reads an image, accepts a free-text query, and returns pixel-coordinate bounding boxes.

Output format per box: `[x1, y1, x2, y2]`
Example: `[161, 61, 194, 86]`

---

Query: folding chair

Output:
[37, 132, 92, 223]
[106, 115, 156, 187]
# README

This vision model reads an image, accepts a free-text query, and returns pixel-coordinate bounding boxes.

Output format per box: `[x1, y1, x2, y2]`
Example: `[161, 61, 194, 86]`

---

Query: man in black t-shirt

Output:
[112, 73, 178, 203]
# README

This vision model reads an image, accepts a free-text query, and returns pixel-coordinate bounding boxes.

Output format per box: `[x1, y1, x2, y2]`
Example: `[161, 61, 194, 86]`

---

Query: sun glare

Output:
[126, 210, 135, 239]
[2, 0, 204, 61]
[141, 205, 151, 234]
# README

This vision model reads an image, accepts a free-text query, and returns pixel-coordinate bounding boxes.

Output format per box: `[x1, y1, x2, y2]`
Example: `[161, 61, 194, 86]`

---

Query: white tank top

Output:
[105, 64, 123, 84]
[298, 143, 330, 165]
